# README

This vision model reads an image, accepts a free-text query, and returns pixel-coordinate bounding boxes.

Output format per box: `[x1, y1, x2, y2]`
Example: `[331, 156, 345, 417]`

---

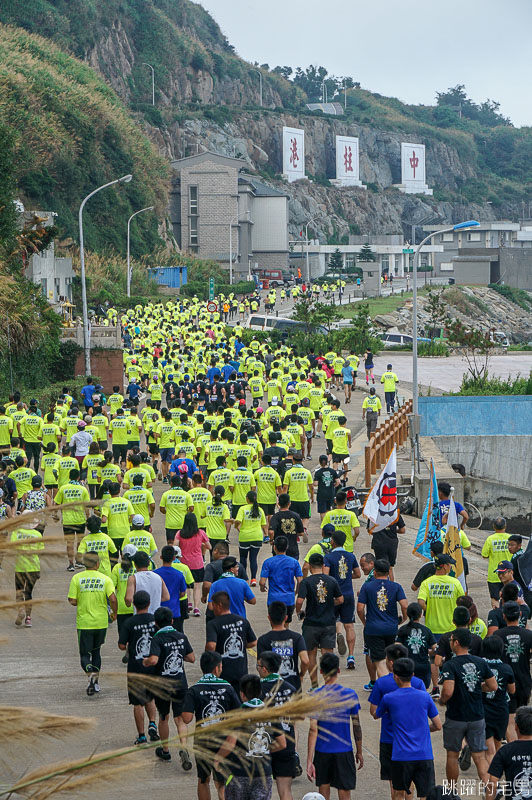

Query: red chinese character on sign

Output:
[290, 137, 299, 168]
[410, 150, 419, 179]
[344, 145, 353, 172]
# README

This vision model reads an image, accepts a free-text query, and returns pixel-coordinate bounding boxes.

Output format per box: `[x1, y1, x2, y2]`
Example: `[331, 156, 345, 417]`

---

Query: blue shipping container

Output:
[148, 266, 188, 288]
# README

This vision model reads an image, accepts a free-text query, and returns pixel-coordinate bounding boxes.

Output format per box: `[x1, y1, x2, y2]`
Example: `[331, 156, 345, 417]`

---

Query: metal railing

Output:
[364, 398, 413, 486]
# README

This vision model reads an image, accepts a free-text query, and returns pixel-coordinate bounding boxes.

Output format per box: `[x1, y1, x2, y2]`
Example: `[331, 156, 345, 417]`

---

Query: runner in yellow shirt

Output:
[380, 363, 399, 414]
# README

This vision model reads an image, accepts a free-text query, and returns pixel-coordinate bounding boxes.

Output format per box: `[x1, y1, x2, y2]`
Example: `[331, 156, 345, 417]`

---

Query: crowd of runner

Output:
[1, 292, 531, 800]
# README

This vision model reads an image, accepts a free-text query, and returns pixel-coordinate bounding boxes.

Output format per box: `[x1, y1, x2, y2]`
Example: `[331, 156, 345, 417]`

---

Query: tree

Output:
[328, 248, 344, 275]
[272, 66, 293, 80]
[446, 319, 494, 384]
[358, 243, 376, 262]
[344, 302, 382, 353]
[292, 294, 318, 334]
[313, 301, 342, 332]
[0, 124, 18, 267]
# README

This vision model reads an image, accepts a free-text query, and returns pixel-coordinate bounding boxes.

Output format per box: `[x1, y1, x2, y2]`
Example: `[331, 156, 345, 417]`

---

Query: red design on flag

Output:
[410, 150, 419, 178]
[381, 484, 397, 507]
[362, 447, 399, 533]
[344, 146, 353, 173]
[290, 137, 299, 168]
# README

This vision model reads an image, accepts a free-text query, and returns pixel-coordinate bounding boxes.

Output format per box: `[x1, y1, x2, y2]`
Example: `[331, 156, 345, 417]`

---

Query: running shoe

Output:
[459, 745, 471, 771]
[148, 722, 160, 741]
[24, 616, 32, 628]
[93, 678, 100, 693]
[337, 632, 347, 656]
[155, 747, 171, 761]
[75, 562, 85, 569]
[430, 687, 440, 700]
[250, 579, 257, 587]
[15, 609, 25, 627]
[363, 681, 375, 692]
[347, 656, 355, 670]
[86, 676, 96, 696]
[294, 752, 303, 777]
[135, 734, 147, 745]
[179, 749, 192, 771]
[187, 602, 193, 612]
[122, 653, 129, 664]
[67, 564, 75, 571]
[193, 608, 200, 617]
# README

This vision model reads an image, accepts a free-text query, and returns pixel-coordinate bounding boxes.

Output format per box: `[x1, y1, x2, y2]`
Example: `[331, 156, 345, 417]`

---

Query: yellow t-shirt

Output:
[236, 504, 266, 543]
[159, 488, 193, 529]
[122, 529, 157, 556]
[40, 452, 60, 486]
[284, 465, 312, 502]
[68, 571, 115, 629]
[417, 574, 465, 634]
[0, 415, 14, 446]
[101, 497, 134, 539]
[205, 501, 231, 540]
[254, 466, 281, 505]
[10, 528, 44, 572]
[362, 396, 382, 412]
[112, 562, 135, 615]
[321, 509, 360, 553]
[82, 454, 104, 485]
[77, 532, 117, 577]
[481, 533, 511, 582]
[55, 482, 90, 526]
[123, 488, 155, 524]
[380, 371, 399, 392]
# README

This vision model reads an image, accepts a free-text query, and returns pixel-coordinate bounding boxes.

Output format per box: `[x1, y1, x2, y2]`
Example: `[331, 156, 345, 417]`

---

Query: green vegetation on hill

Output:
[0, 23, 168, 255]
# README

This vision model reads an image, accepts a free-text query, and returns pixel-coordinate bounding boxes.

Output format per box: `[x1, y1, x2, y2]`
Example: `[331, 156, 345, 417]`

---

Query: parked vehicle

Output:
[244, 314, 328, 336]
[254, 269, 295, 288]
[379, 332, 431, 347]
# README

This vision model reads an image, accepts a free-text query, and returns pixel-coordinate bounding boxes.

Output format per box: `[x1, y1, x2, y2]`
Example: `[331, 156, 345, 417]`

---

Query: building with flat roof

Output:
[22, 210, 74, 307]
[170, 152, 289, 280]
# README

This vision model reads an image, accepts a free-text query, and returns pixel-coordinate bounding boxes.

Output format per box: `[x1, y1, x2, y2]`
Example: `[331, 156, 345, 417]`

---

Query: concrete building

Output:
[22, 210, 74, 307]
[289, 233, 443, 281]
[422, 220, 532, 288]
[170, 152, 289, 280]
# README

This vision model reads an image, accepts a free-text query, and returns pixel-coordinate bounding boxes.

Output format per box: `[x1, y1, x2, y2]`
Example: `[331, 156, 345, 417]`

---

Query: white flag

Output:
[362, 446, 399, 533]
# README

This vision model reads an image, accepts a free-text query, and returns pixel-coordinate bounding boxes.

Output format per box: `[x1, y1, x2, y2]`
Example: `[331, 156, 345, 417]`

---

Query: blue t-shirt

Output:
[312, 683, 361, 753]
[221, 364, 234, 381]
[439, 498, 464, 516]
[369, 673, 427, 743]
[170, 458, 198, 480]
[154, 566, 187, 619]
[357, 578, 406, 635]
[81, 384, 96, 405]
[341, 365, 354, 383]
[324, 548, 358, 597]
[207, 366, 221, 384]
[376, 687, 438, 761]
[260, 554, 303, 605]
[127, 383, 141, 399]
[208, 575, 254, 618]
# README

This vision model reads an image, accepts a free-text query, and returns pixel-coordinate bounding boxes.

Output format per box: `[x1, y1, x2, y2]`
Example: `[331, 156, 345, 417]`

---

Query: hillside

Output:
[0, 22, 168, 255]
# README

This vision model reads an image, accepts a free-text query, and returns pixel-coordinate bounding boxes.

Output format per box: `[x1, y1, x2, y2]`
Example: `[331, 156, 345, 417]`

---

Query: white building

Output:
[22, 210, 74, 306]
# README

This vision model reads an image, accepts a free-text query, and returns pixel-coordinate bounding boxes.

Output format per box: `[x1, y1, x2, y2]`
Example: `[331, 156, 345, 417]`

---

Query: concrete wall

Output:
[500, 249, 532, 290]
[75, 350, 124, 391]
[419, 396, 532, 437]
[453, 260, 493, 286]
[463, 477, 532, 535]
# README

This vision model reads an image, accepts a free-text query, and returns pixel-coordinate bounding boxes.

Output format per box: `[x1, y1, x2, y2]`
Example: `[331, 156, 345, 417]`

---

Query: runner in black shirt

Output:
[435, 607, 483, 664]
[117, 590, 159, 745]
[202, 541, 248, 623]
[258, 651, 300, 790]
[410, 540, 443, 591]
[268, 496, 304, 558]
[370, 515, 405, 582]
[182, 650, 240, 795]
[487, 583, 530, 633]
[257, 601, 309, 692]
[481, 635, 516, 759]
[494, 602, 532, 714]
[487, 707, 532, 800]
[263, 435, 287, 475]
[396, 601, 436, 688]
[143, 606, 195, 767]
[313, 455, 341, 519]
[205, 591, 257, 694]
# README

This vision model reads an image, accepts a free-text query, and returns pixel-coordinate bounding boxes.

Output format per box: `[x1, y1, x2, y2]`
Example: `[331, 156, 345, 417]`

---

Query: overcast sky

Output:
[197, 0, 531, 126]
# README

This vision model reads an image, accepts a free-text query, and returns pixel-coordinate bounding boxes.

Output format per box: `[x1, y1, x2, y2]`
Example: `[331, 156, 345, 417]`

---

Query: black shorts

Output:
[128, 441, 140, 450]
[317, 497, 334, 514]
[335, 595, 355, 624]
[259, 503, 276, 516]
[289, 500, 310, 519]
[112, 444, 128, 461]
[379, 741, 393, 781]
[364, 633, 396, 662]
[325, 439, 333, 455]
[485, 712, 509, 741]
[45, 483, 58, 490]
[391, 759, 435, 795]
[78, 628, 106, 657]
[302, 623, 336, 651]
[488, 581, 504, 601]
[148, 443, 159, 455]
[127, 677, 153, 707]
[272, 750, 298, 779]
[191, 567, 205, 583]
[165, 528, 178, 542]
[197, 747, 225, 785]
[232, 504, 244, 519]
[331, 452, 349, 464]
[313, 750, 357, 790]
[63, 524, 85, 536]
[155, 683, 186, 720]
[372, 537, 398, 567]
[509, 687, 531, 713]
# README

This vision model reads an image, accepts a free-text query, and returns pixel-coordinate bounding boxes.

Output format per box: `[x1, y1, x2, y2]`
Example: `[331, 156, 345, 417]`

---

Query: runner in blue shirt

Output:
[324, 530, 361, 670]
[154, 545, 187, 631]
[357, 559, 408, 679]
[369, 643, 428, 791]
[307, 653, 363, 798]
[207, 556, 256, 618]
[259, 536, 303, 622]
[375, 657, 441, 799]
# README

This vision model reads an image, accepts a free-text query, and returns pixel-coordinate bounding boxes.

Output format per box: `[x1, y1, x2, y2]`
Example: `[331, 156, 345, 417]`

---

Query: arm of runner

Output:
[351, 713, 363, 769]
[306, 719, 318, 781]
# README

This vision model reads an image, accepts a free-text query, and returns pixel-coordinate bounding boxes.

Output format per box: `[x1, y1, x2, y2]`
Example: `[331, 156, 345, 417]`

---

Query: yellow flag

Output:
[443, 495, 466, 590]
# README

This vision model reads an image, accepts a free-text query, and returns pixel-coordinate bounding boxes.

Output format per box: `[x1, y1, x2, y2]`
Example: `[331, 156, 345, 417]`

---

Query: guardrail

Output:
[60, 325, 122, 349]
[364, 399, 413, 486]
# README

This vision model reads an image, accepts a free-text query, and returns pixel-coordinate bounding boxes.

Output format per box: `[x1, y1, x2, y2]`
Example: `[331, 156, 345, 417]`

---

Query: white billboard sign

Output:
[335, 135, 365, 187]
[282, 126, 305, 182]
[398, 142, 432, 194]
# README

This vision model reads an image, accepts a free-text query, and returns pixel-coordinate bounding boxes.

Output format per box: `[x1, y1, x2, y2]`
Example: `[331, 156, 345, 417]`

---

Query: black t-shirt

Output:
[297, 573, 342, 627]
[488, 740, 532, 798]
[263, 445, 287, 473]
[371, 515, 405, 545]
[412, 561, 436, 589]
[313, 467, 339, 501]
[205, 613, 256, 684]
[227, 704, 283, 778]
[494, 626, 532, 689]
[396, 621, 436, 670]
[439, 654, 493, 721]
[269, 510, 304, 558]
[435, 629, 483, 661]
[257, 629, 307, 691]
[482, 658, 515, 722]
[149, 627, 193, 688]
[488, 605, 530, 630]
[261, 676, 297, 752]
[118, 612, 156, 674]
[182, 676, 240, 738]
[204, 559, 248, 584]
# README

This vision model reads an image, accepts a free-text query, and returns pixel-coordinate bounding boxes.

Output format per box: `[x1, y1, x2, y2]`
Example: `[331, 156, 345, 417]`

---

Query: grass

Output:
[337, 289, 429, 320]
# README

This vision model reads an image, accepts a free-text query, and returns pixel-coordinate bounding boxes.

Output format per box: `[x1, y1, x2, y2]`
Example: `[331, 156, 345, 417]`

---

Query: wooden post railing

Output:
[364, 399, 413, 487]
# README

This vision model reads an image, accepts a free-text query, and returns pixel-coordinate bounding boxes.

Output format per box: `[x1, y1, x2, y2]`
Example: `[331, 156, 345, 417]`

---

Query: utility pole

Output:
[143, 63, 155, 105]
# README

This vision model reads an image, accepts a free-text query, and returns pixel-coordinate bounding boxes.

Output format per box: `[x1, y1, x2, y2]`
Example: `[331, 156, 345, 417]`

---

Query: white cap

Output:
[271, 396, 279, 405]
[122, 544, 137, 557]
[302, 794, 327, 800]
[132, 514, 145, 527]
[173, 545, 182, 558]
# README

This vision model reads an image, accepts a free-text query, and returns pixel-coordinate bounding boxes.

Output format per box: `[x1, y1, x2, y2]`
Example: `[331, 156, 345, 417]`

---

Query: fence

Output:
[364, 399, 412, 486]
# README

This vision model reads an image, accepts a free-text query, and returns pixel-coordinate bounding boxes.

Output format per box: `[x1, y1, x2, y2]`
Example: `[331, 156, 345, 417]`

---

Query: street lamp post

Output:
[411, 219, 479, 467]
[304, 220, 317, 284]
[78, 174, 132, 374]
[127, 206, 154, 297]
[229, 211, 251, 285]
[252, 69, 263, 107]
[143, 63, 155, 105]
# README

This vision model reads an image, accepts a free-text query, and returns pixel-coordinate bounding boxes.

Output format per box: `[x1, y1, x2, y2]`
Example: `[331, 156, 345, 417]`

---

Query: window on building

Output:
[440, 262, 454, 272]
[442, 233, 454, 242]
[420, 253, 429, 267]
[189, 216, 198, 247]
[65, 277, 72, 301]
[345, 255, 355, 269]
[381, 255, 390, 270]
[41, 278, 47, 297]
[189, 185, 198, 214]
[54, 277, 60, 298]
[189, 186, 198, 250]
[467, 232, 481, 242]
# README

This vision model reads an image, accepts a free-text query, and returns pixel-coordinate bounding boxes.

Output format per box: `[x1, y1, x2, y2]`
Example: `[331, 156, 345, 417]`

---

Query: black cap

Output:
[434, 554, 456, 567]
